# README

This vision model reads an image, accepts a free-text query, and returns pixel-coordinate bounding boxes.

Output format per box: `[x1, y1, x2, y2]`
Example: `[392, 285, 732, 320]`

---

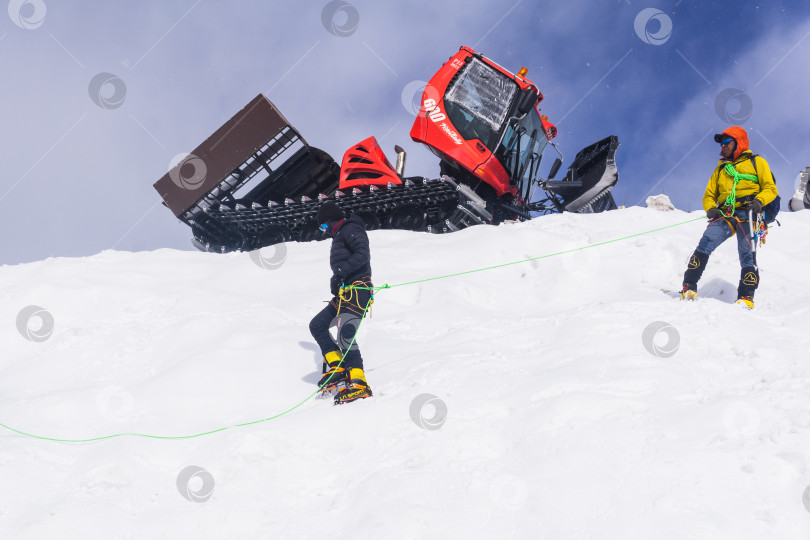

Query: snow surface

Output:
[2, 207, 810, 539]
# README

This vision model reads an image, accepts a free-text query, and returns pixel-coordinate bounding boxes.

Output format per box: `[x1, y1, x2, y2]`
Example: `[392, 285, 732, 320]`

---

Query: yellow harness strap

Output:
[337, 281, 374, 317]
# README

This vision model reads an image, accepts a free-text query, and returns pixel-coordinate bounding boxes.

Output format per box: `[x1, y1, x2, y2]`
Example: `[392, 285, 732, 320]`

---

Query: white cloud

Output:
[632, 15, 810, 208]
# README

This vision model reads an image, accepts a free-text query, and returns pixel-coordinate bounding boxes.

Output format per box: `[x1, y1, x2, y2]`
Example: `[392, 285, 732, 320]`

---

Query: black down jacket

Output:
[329, 215, 372, 288]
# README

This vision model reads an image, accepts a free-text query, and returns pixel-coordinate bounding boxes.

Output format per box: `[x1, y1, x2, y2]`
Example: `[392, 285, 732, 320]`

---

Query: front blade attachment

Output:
[541, 135, 620, 213]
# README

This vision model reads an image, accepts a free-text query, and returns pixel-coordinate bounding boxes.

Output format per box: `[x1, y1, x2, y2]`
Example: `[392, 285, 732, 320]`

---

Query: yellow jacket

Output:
[702, 150, 779, 212]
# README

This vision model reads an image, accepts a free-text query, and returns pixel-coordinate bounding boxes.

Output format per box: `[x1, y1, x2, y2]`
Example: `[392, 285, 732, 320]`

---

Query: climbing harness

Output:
[713, 159, 776, 252]
[337, 279, 374, 318]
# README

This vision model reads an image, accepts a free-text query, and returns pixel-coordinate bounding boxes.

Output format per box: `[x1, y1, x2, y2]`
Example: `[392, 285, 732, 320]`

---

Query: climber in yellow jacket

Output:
[681, 126, 778, 309]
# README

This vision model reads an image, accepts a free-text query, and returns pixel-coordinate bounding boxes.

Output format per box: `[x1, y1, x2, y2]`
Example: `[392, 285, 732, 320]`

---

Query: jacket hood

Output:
[719, 126, 749, 160]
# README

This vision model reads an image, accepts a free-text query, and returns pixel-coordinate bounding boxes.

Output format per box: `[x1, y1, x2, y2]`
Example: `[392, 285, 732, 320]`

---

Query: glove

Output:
[330, 275, 341, 296]
[750, 199, 763, 214]
[706, 208, 721, 220]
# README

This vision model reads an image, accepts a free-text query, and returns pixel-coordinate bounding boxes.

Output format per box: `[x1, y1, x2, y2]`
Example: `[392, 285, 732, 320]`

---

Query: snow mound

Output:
[646, 194, 676, 211]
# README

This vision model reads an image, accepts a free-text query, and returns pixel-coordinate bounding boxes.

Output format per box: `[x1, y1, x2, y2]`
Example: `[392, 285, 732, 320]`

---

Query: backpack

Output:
[747, 154, 781, 224]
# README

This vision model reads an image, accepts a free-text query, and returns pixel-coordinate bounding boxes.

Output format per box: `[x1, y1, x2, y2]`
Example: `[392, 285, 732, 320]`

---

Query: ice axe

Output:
[749, 208, 756, 253]
[748, 207, 760, 270]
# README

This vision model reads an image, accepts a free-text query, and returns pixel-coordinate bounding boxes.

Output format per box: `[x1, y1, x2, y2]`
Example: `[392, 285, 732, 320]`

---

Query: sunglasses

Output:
[720, 138, 734, 146]
[319, 223, 329, 231]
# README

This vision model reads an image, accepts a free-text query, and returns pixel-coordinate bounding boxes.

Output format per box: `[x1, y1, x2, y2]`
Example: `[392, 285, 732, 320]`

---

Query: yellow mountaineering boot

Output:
[680, 285, 697, 301]
[736, 296, 755, 309]
[334, 368, 373, 405]
[318, 350, 348, 391]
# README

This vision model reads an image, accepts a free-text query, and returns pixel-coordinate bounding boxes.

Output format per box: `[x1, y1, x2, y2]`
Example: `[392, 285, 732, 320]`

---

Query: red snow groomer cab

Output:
[154, 46, 620, 253]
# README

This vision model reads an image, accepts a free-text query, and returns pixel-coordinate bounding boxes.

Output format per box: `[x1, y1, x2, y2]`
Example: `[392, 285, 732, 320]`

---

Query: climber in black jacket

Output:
[309, 201, 374, 404]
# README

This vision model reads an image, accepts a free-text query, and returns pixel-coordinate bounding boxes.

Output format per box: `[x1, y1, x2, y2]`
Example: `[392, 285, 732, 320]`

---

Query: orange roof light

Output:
[517, 67, 528, 78]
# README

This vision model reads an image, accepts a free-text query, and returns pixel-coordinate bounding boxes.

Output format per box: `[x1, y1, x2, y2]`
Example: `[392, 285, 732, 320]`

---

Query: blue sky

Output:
[1, 0, 809, 265]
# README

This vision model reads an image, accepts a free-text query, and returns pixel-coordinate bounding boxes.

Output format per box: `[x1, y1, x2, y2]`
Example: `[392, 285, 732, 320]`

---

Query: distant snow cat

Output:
[153, 46, 621, 252]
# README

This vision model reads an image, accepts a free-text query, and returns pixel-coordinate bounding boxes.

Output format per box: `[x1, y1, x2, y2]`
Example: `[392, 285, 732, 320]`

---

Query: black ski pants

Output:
[309, 302, 365, 370]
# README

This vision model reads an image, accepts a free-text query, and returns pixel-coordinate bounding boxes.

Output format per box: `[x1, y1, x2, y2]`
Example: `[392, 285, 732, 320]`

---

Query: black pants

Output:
[309, 301, 365, 370]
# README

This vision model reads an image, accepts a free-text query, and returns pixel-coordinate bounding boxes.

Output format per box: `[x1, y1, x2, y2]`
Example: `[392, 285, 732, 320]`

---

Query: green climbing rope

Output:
[722, 162, 759, 214]
[0, 215, 706, 443]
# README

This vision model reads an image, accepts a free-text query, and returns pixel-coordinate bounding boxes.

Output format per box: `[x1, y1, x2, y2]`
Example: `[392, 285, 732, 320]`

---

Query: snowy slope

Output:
[2, 207, 810, 539]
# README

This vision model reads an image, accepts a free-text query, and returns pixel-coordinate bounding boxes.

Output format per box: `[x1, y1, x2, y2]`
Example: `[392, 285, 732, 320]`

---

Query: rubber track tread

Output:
[197, 178, 459, 250]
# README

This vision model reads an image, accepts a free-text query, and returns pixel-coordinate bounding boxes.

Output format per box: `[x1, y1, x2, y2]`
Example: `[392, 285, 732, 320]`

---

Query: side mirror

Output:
[548, 158, 562, 180]
[516, 89, 538, 115]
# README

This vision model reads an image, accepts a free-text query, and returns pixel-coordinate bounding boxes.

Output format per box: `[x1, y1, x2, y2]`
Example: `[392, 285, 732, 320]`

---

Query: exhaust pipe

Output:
[394, 145, 407, 176]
